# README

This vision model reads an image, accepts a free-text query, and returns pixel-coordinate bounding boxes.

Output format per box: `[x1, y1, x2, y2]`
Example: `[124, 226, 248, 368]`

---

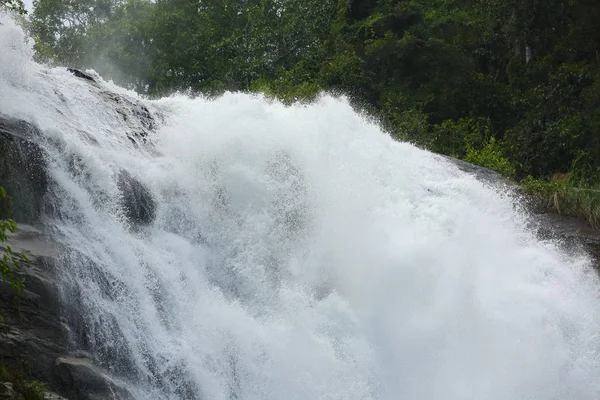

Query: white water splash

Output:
[2, 15, 600, 400]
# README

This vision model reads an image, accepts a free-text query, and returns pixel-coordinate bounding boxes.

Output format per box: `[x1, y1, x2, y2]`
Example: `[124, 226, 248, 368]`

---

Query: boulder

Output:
[66, 68, 160, 145]
[0, 116, 48, 224]
[117, 170, 156, 227]
[66, 69, 96, 83]
[55, 355, 134, 400]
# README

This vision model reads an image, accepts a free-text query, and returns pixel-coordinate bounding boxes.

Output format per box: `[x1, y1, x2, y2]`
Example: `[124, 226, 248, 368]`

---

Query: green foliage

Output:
[252, 61, 323, 103]
[391, 108, 431, 146]
[0, 189, 39, 396]
[465, 137, 515, 177]
[430, 117, 489, 157]
[0, 0, 27, 15]
[0, 187, 27, 303]
[27, 0, 600, 199]
[0, 363, 47, 400]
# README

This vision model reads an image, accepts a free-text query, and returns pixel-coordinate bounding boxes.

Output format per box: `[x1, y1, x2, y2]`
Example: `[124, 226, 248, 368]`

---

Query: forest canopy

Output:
[1, 0, 26, 14]
[23, 0, 600, 218]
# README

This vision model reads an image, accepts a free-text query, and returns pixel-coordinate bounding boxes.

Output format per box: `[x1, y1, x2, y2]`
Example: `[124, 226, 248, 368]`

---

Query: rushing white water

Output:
[3, 15, 600, 400]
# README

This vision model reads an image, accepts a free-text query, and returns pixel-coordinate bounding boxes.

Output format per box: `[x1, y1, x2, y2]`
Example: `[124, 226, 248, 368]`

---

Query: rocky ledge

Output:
[0, 225, 133, 400]
[0, 70, 157, 398]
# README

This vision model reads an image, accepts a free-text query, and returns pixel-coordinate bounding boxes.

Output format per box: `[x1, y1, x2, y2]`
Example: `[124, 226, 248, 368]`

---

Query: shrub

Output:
[0, 363, 47, 400]
[0, 187, 27, 300]
[464, 137, 515, 177]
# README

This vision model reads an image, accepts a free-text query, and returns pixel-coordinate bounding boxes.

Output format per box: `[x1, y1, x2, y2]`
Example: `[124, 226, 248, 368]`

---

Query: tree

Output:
[27, 0, 600, 186]
[30, 0, 125, 65]
[0, 0, 27, 14]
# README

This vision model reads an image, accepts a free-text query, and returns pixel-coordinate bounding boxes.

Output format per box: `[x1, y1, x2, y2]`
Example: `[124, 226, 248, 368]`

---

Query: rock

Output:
[532, 212, 600, 258]
[0, 225, 66, 392]
[67, 69, 96, 83]
[0, 116, 48, 224]
[0, 382, 15, 399]
[66, 69, 160, 145]
[55, 356, 134, 400]
[102, 93, 156, 145]
[46, 391, 69, 400]
[0, 226, 135, 399]
[117, 170, 156, 227]
[4, 224, 58, 260]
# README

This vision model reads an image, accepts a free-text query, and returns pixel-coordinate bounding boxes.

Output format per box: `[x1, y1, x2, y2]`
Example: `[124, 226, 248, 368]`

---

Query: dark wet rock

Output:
[55, 355, 134, 400]
[0, 226, 136, 400]
[0, 225, 66, 392]
[67, 69, 96, 83]
[102, 92, 157, 145]
[0, 84, 167, 399]
[65, 69, 160, 145]
[46, 390, 69, 400]
[532, 213, 600, 258]
[117, 170, 156, 227]
[0, 116, 48, 224]
[0, 382, 14, 400]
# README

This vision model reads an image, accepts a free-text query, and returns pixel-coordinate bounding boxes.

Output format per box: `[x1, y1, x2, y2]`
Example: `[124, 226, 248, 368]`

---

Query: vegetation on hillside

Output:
[22, 0, 600, 222]
[0, 186, 43, 399]
[0, 0, 26, 15]
[0, 363, 47, 400]
[0, 187, 27, 300]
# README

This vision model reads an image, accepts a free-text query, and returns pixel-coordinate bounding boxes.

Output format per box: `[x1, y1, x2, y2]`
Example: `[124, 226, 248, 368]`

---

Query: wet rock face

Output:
[0, 381, 67, 400]
[0, 226, 135, 400]
[103, 92, 156, 145]
[67, 69, 96, 83]
[0, 78, 164, 399]
[0, 225, 66, 391]
[533, 212, 600, 259]
[0, 116, 48, 224]
[66, 67, 161, 145]
[117, 170, 157, 227]
[55, 354, 134, 400]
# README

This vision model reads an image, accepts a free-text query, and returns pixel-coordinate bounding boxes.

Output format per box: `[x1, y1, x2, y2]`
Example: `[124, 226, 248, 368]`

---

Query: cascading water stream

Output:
[2, 15, 600, 400]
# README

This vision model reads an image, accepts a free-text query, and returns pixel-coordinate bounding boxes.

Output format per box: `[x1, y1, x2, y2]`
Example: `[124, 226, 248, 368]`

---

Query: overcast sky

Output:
[23, 0, 33, 12]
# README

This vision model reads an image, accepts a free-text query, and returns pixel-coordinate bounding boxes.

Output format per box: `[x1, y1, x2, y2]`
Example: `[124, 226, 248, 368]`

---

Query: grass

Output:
[521, 173, 600, 228]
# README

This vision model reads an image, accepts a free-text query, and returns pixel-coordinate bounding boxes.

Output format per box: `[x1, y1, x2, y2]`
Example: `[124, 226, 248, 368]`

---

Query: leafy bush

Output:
[0, 363, 47, 400]
[0, 188, 40, 398]
[389, 108, 431, 146]
[0, 187, 27, 300]
[464, 137, 515, 178]
[0, 0, 26, 15]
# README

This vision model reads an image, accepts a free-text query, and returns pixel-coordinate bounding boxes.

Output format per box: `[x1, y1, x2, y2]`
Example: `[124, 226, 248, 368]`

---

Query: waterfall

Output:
[2, 15, 600, 400]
